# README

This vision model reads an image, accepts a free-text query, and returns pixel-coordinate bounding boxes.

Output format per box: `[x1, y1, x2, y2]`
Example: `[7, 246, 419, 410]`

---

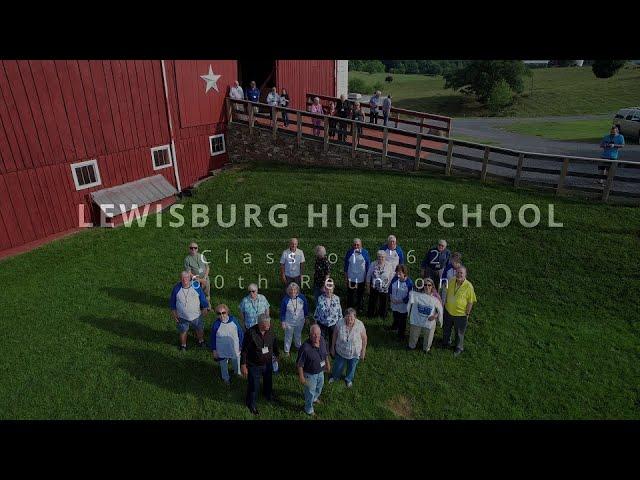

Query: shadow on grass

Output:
[106, 344, 241, 402]
[106, 344, 306, 414]
[80, 315, 176, 347]
[102, 287, 167, 309]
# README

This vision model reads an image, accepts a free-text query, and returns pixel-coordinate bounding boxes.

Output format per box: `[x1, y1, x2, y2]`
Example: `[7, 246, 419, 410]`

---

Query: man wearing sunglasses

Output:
[184, 242, 210, 306]
[210, 304, 244, 385]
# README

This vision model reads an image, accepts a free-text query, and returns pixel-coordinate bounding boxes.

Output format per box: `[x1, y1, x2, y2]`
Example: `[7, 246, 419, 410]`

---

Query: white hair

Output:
[387, 235, 396, 243]
[258, 313, 271, 324]
[248, 283, 258, 291]
[315, 245, 326, 257]
[181, 271, 191, 278]
[286, 282, 300, 294]
[377, 250, 387, 258]
[353, 238, 362, 245]
[438, 239, 447, 247]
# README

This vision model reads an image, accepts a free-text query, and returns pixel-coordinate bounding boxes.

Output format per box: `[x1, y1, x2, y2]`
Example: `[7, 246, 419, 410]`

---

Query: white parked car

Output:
[613, 107, 640, 141]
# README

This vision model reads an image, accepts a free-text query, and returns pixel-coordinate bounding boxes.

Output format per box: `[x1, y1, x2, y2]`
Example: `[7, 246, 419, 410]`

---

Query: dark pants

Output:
[443, 310, 468, 352]
[285, 275, 302, 291]
[392, 311, 408, 339]
[369, 110, 378, 124]
[337, 118, 348, 142]
[246, 363, 273, 409]
[383, 111, 389, 126]
[426, 268, 442, 289]
[346, 281, 365, 312]
[329, 119, 337, 138]
[281, 110, 289, 127]
[367, 289, 388, 319]
[318, 323, 336, 349]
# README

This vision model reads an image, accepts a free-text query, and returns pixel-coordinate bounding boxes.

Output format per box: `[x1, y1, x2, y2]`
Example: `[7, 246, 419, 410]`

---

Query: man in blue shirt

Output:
[344, 238, 371, 313]
[297, 325, 330, 416]
[246, 80, 260, 117]
[598, 126, 625, 184]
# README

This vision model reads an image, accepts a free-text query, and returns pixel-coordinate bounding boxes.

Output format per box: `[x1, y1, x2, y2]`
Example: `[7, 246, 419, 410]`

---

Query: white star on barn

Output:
[200, 65, 221, 93]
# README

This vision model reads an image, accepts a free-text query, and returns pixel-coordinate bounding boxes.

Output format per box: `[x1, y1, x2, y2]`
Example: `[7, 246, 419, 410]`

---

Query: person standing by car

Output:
[598, 126, 625, 184]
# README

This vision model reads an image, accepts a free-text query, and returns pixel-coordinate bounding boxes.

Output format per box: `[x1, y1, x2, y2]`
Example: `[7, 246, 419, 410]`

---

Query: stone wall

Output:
[226, 123, 415, 172]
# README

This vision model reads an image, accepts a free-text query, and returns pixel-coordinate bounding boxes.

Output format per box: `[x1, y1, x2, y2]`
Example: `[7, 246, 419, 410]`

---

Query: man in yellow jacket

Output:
[443, 266, 477, 357]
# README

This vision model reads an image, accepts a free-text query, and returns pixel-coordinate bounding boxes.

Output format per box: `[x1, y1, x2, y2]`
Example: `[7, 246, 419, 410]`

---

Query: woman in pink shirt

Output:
[310, 97, 324, 136]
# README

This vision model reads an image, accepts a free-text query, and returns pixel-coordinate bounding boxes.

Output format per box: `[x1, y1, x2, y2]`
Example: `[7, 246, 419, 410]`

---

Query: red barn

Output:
[0, 59, 344, 258]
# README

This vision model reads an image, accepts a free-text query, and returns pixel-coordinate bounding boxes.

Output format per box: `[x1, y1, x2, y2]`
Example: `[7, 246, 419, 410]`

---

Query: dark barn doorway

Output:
[237, 59, 276, 102]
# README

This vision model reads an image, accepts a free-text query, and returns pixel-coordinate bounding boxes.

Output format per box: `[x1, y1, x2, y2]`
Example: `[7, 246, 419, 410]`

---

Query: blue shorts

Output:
[176, 316, 204, 334]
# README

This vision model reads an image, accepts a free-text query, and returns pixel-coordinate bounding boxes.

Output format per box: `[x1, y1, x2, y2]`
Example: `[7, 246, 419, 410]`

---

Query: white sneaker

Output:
[346, 381, 353, 388]
[328, 377, 335, 384]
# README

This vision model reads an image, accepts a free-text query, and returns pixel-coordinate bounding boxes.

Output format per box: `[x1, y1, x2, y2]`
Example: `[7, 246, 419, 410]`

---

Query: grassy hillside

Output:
[350, 66, 640, 117]
[1, 165, 639, 419]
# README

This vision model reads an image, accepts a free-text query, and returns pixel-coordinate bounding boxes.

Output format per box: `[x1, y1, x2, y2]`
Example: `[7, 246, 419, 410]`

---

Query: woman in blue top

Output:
[313, 280, 342, 347]
[388, 264, 414, 340]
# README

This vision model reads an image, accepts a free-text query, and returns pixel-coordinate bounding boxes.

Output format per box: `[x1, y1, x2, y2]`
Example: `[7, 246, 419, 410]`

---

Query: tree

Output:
[487, 80, 513, 114]
[348, 77, 369, 93]
[361, 60, 385, 74]
[592, 60, 627, 78]
[443, 60, 531, 103]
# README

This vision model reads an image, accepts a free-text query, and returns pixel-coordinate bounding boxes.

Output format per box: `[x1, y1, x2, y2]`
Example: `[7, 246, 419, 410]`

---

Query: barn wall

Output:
[275, 60, 336, 110]
[0, 59, 236, 258]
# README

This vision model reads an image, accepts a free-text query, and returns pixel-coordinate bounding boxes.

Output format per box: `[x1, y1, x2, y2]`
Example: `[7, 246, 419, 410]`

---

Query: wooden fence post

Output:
[481, 146, 490, 182]
[556, 158, 569, 195]
[514, 153, 524, 187]
[395, 112, 399, 129]
[382, 127, 389, 163]
[419, 117, 424, 134]
[296, 112, 302, 148]
[414, 134, 422, 171]
[602, 162, 618, 202]
[323, 116, 329, 152]
[272, 106, 278, 139]
[225, 97, 233, 123]
[447, 118, 453, 137]
[445, 140, 454, 175]
[248, 103, 255, 135]
[352, 120, 358, 158]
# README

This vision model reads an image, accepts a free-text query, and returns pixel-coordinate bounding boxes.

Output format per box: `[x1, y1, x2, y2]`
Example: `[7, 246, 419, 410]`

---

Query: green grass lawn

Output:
[1, 165, 639, 419]
[350, 66, 640, 118]
[503, 118, 614, 143]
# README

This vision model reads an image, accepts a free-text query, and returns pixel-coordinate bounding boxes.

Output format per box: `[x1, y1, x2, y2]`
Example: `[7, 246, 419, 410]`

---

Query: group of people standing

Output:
[171, 235, 477, 417]
[228, 79, 394, 143]
[309, 91, 393, 141]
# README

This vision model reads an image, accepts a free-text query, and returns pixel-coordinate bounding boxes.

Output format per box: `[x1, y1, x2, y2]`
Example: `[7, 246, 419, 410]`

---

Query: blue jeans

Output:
[303, 372, 325, 414]
[331, 353, 359, 383]
[219, 356, 240, 382]
[176, 316, 204, 334]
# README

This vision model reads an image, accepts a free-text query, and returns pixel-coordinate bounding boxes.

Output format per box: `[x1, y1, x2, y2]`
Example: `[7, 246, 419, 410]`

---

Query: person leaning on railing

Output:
[266, 87, 279, 121]
[369, 90, 381, 124]
[229, 80, 244, 116]
[246, 80, 260, 115]
[351, 102, 365, 141]
[279, 88, 290, 127]
[336, 94, 352, 142]
[310, 97, 324, 137]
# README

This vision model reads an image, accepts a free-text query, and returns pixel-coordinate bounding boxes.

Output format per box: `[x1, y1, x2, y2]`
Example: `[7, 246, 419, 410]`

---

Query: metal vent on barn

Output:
[91, 174, 178, 219]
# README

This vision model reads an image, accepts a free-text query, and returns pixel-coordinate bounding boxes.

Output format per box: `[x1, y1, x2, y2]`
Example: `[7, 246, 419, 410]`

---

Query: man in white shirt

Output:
[266, 87, 280, 121]
[170, 271, 210, 351]
[229, 80, 245, 119]
[280, 237, 305, 290]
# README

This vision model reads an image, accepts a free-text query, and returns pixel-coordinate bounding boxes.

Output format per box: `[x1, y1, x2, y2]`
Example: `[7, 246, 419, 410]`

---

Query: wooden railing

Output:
[305, 92, 453, 136]
[225, 97, 640, 204]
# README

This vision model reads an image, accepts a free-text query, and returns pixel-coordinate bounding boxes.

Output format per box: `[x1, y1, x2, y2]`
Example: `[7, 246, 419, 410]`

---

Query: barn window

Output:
[209, 134, 226, 156]
[71, 159, 102, 191]
[151, 145, 173, 170]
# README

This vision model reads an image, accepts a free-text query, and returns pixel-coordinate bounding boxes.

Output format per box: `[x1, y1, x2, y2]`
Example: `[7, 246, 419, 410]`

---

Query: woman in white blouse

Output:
[329, 308, 367, 388]
[407, 280, 443, 353]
